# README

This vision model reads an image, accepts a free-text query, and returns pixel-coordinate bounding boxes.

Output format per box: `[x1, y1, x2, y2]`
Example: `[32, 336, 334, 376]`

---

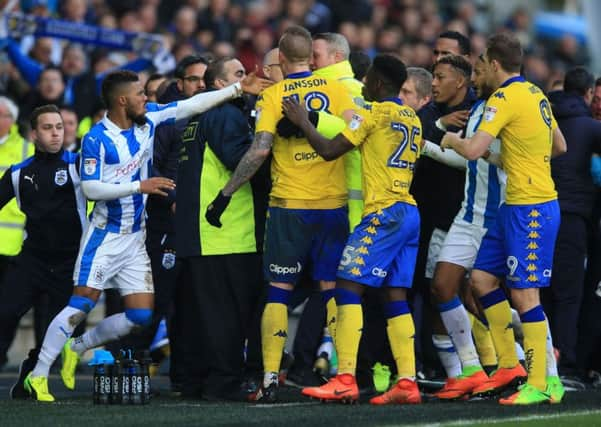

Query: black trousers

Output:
[0, 250, 77, 367]
[576, 213, 601, 373]
[177, 253, 264, 398]
[542, 212, 588, 372]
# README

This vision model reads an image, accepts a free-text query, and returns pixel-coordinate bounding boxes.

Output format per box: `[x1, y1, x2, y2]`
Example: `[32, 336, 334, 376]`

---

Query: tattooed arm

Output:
[222, 131, 273, 196]
[205, 131, 273, 227]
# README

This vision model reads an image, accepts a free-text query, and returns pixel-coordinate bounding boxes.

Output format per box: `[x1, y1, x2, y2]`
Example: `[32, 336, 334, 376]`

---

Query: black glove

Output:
[205, 190, 232, 228]
[276, 111, 319, 138]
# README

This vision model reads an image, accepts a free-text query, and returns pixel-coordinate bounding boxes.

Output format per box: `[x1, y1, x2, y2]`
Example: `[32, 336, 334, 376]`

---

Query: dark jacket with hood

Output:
[549, 90, 601, 218]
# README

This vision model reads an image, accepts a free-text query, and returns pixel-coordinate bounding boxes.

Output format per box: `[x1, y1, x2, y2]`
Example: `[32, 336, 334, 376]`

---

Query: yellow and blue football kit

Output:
[336, 98, 422, 288]
[474, 76, 560, 289]
[256, 71, 356, 284]
[473, 76, 560, 395]
[255, 71, 356, 385]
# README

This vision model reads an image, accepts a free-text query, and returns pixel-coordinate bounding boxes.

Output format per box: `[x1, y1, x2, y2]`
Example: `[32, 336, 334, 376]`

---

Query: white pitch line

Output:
[249, 402, 320, 408]
[404, 409, 601, 427]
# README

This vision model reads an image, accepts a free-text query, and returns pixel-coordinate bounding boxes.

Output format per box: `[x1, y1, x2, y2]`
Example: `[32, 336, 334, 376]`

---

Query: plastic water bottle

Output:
[109, 360, 122, 404]
[93, 364, 110, 404]
[130, 360, 143, 405]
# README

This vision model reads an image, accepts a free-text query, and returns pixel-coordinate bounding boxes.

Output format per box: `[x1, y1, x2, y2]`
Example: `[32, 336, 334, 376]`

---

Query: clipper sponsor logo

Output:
[294, 151, 319, 161]
[372, 267, 387, 278]
[269, 262, 302, 275]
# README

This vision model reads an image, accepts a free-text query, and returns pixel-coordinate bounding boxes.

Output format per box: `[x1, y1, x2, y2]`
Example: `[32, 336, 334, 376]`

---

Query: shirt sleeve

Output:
[80, 133, 103, 181]
[145, 102, 178, 128]
[476, 91, 514, 138]
[254, 89, 278, 135]
[341, 108, 374, 147]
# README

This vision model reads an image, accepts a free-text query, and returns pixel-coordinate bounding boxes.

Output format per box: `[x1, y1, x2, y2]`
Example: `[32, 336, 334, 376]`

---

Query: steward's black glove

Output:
[205, 190, 231, 228]
[276, 111, 319, 138]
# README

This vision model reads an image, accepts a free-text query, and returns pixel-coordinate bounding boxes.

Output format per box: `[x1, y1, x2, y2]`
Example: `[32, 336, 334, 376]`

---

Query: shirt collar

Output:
[100, 113, 124, 135]
[313, 60, 354, 80]
[0, 133, 8, 146]
[286, 71, 312, 79]
[499, 75, 526, 88]
[381, 97, 403, 106]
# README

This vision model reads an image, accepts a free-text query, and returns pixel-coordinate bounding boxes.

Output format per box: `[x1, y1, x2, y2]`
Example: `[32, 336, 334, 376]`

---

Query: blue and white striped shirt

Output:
[80, 102, 178, 234]
[457, 99, 507, 228]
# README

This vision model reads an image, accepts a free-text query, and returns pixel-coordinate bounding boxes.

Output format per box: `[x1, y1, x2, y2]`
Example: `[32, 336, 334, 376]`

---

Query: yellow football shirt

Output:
[255, 71, 356, 209]
[341, 98, 422, 215]
[477, 76, 557, 205]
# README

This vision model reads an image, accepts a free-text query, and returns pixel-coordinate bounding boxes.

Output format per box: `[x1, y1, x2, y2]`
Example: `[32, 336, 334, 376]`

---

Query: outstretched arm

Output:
[441, 130, 494, 160]
[174, 72, 271, 121]
[282, 98, 354, 161]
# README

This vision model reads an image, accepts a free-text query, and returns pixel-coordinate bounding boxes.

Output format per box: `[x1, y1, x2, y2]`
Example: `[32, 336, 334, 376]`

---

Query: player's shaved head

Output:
[279, 25, 312, 63]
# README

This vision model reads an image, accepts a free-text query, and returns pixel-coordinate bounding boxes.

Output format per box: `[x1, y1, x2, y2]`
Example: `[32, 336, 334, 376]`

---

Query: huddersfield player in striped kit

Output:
[282, 54, 423, 405]
[425, 54, 511, 399]
[442, 34, 567, 405]
[25, 70, 269, 402]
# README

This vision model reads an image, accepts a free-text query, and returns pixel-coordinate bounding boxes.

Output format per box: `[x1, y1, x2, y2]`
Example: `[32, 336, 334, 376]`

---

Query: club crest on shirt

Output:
[93, 265, 105, 283]
[162, 252, 176, 270]
[484, 106, 497, 122]
[54, 169, 68, 186]
[84, 158, 97, 175]
[349, 114, 364, 131]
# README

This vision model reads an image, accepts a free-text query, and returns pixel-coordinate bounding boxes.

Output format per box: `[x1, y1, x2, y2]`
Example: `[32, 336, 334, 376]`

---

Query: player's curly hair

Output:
[433, 54, 472, 80]
[371, 54, 407, 93]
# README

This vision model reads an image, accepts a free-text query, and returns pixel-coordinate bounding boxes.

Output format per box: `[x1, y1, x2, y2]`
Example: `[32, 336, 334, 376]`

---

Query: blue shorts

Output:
[263, 206, 349, 283]
[473, 200, 560, 289]
[337, 202, 420, 288]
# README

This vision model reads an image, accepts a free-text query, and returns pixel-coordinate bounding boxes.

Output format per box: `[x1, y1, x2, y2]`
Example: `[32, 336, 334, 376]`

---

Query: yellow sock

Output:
[336, 303, 363, 375]
[483, 299, 518, 368]
[326, 296, 337, 344]
[469, 313, 498, 367]
[261, 302, 288, 374]
[522, 320, 548, 391]
[387, 313, 416, 378]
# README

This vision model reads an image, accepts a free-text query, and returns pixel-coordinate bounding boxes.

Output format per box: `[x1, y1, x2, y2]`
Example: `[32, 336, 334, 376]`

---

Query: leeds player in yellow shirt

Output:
[282, 54, 423, 405]
[442, 33, 567, 405]
[204, 25, 356, 402]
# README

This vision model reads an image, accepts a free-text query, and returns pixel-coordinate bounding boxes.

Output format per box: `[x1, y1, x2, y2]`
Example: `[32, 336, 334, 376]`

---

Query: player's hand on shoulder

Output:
[440, 110, 470, 129]
[139, 177, 176, 196]
[282, 97, 308, 126]
[277, 98, 319, 138]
